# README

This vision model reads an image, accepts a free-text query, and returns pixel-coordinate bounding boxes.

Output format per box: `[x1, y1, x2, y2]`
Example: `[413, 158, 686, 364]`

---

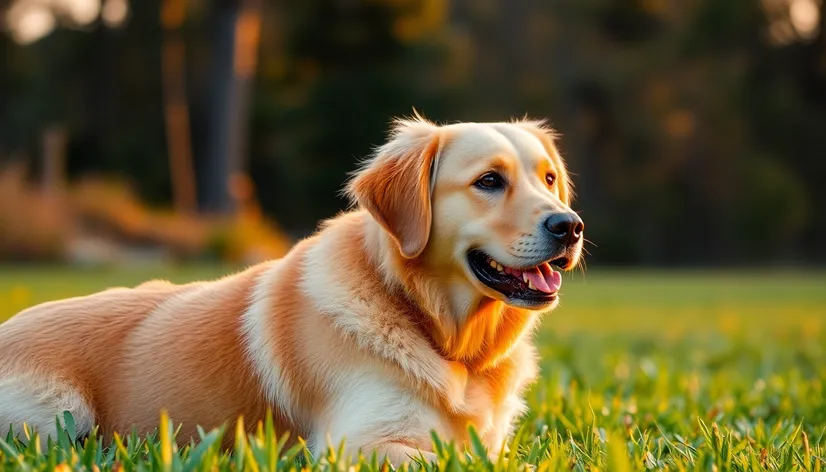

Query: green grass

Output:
[1, 266, 825, 471]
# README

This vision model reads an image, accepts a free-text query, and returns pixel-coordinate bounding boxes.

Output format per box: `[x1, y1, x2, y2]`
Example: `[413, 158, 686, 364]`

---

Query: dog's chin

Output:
[465, 249, 563, 310]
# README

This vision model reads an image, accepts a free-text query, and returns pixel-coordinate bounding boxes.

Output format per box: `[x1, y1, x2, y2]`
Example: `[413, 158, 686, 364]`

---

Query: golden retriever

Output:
[0, 116, 583, 463]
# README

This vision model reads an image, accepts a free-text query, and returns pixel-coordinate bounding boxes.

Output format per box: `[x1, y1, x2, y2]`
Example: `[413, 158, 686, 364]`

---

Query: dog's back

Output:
[0, 268, 270, 444]
[0, 282, 186, 377]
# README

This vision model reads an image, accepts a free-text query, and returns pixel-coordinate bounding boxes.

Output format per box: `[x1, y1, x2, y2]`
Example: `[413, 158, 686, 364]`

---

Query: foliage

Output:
[1, 268, 824, 470]
[70, 178, 292, 264]
[1, 1, 824, 264]
[0, 168, 291, 264]
[0, 164, 69, 262]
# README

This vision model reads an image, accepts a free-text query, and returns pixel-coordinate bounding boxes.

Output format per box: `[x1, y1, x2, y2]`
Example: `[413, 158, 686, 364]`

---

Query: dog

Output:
[0, 116, 583, 464]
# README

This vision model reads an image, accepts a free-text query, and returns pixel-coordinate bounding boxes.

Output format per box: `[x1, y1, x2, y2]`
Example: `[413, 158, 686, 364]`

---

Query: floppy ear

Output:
[347, 118, 442, 259]
[514, 120, 574, 206]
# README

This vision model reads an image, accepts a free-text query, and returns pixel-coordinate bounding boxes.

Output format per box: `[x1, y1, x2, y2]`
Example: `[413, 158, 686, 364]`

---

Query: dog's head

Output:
[347, 116, 583, 312]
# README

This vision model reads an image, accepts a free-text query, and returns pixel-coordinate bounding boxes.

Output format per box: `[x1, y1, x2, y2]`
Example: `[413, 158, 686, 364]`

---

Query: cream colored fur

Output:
[0, 117, 582, 463]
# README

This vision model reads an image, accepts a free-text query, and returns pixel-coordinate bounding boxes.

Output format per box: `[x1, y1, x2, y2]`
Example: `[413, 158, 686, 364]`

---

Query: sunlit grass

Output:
[1, 266, 825, 470]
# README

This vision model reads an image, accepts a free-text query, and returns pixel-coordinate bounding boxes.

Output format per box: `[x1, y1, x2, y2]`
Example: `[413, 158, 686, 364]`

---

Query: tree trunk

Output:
[202, 0, 263, 215]
[161, 0, 198, 214]
[41, 124, 67, 198]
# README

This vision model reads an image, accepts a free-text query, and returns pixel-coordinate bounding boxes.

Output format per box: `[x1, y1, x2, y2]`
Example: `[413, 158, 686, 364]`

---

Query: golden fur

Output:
[0, 116, 583, 463]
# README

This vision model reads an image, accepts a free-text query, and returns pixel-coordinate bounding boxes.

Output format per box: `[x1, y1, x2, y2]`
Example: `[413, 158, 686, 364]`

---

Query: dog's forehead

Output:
[491, 124, 553, 162]
[441, 123, 550, 169]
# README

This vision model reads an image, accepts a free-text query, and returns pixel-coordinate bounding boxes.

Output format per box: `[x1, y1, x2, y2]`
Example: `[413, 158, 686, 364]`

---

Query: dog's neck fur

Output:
[361, 212, 540, 372]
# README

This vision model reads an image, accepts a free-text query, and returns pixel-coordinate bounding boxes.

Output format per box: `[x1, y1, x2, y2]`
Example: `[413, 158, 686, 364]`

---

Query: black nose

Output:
[544, 212, 584, 245]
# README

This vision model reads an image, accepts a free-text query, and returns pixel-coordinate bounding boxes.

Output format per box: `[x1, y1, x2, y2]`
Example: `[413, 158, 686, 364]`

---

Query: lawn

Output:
[1, 266, 825, 471]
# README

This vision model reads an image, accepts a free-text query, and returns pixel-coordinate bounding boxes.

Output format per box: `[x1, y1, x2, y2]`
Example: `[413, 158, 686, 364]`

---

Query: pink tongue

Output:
[525, 263, 562, 293]
[540, 263, 562, 291]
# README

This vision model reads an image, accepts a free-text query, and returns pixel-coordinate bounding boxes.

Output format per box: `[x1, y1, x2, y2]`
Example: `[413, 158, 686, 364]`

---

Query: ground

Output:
[0, 266, 824, 470]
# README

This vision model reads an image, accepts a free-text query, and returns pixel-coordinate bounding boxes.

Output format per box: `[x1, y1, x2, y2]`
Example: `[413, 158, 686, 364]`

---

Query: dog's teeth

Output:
[490, 260, 497, 269]
[523, 273, 529, 283]
[496, 263, 504, 272]
[528, 280, 536, 290]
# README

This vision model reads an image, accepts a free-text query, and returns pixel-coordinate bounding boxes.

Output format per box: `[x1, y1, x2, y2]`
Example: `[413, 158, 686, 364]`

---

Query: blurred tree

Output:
[161, 0, 198, 214]
[1, 0, 825, 265]
[202, 0, 262, 215]
[247, 0, 449, 231]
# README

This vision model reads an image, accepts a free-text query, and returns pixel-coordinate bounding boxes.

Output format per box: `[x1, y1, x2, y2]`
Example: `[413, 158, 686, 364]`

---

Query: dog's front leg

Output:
[310, 431, 438, 466]
[308, 369, 452, 465]
[371, 440, 439, 465]
[309, 434, 437, 465]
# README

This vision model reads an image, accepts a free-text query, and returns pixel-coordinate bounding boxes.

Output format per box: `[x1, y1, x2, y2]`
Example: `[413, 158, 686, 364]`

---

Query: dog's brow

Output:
[535, 155, 554, 172]
[517, 154, 550, 175]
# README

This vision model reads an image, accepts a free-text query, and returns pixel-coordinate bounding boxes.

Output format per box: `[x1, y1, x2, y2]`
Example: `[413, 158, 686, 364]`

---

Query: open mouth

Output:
[467, 250, 565, 304]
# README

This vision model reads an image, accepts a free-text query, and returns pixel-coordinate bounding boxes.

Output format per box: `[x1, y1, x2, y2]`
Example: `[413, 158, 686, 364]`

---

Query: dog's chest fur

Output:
[447, 366, 531, 448]
[268, 213, 540, 452]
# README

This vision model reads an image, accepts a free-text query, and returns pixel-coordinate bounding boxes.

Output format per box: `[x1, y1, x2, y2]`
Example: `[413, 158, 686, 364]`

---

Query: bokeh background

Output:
[1, 0, 824, 269]
[2, 4, 826, 466]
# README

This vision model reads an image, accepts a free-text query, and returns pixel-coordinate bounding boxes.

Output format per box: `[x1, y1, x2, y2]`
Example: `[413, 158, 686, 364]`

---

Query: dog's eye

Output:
[545, 173, 556, 187]
[475, 172, 505, 190]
